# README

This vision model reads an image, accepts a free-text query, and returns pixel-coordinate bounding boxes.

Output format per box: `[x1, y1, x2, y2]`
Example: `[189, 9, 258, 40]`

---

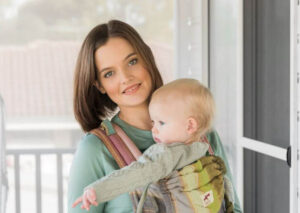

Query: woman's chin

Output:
[120, 96, 149, 107]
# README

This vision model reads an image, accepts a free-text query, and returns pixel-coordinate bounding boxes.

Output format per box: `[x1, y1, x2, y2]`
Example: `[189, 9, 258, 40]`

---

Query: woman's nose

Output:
[120, 68, 133, 84]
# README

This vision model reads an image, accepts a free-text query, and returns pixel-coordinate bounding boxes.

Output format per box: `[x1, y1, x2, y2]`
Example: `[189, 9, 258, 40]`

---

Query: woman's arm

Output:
[68, 134, 107, 213]
[207, 130, 243, 213]
[68, 133, 134, 213]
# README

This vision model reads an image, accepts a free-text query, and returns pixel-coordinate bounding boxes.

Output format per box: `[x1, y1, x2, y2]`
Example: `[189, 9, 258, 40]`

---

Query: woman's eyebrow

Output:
[124, 52, 137, 61]
[99, 67, 112, 73]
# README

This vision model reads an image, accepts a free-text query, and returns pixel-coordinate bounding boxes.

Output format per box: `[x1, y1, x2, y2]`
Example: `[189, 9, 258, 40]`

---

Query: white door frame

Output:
[290, 0, 299, 211]
[175, 0, 299, 210]
[236, 0, 300, 212]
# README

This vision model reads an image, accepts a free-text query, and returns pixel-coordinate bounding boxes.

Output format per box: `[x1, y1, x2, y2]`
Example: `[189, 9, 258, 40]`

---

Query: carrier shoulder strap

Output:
[112, 123, 142, 159]
[90, 119, 141, 168]
[201, 135, 214, 155]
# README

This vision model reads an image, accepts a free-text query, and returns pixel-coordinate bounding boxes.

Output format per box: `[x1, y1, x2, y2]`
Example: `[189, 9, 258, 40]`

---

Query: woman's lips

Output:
[122, 83, 141, 95]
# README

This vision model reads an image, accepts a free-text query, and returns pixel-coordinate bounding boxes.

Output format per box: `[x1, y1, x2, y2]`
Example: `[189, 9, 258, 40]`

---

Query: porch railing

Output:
[6, 148, 75, 213]
[0, 94, 78, 213]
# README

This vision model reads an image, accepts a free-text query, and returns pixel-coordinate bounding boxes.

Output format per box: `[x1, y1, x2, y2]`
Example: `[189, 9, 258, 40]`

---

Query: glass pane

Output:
[243, 0, 290, 148]
[244, 149, 290, 212]
[1, 1, 174, 212]
[209, 0, 241, 188]
[0, 0, 174, 124]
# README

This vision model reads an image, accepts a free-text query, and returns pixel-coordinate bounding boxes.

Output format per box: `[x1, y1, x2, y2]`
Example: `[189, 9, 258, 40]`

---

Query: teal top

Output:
[68, 114, 242, 213]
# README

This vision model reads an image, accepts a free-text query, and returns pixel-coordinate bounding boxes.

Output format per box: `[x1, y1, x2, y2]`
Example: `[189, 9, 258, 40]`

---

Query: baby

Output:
[72, 78, 232, 212]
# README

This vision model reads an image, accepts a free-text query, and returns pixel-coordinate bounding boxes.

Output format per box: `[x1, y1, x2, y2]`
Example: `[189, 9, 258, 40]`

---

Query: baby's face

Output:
[149, 99, 190, 144]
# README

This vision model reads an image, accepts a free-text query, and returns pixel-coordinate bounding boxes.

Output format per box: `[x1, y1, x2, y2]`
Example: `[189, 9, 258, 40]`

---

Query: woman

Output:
[68, 20, 242, 213]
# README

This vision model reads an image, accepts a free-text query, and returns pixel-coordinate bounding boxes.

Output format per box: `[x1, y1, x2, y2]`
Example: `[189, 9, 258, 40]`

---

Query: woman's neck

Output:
[118, 105, 152, 131]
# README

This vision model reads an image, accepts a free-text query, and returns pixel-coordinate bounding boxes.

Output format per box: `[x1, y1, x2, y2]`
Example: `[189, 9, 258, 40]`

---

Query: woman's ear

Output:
[94, 81, 106, 94]
[186, 117, 198, 135]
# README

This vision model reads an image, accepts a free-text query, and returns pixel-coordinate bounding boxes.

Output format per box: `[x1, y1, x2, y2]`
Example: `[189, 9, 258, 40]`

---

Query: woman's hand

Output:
[72, 188, 98, 211]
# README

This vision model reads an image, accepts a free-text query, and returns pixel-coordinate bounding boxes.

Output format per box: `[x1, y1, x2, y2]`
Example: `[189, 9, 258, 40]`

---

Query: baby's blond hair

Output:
[151, 78, 215, 140]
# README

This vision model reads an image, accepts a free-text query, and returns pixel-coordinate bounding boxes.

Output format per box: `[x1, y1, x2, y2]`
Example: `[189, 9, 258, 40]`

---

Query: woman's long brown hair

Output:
[73, 20, 163, 132]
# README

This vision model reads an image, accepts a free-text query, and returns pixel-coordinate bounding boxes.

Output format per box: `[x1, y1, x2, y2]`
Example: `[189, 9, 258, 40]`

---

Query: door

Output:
[241, 0, 299, 212]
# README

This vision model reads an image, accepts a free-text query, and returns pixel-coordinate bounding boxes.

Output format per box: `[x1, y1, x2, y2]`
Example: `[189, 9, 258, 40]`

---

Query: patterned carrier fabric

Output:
[130, 161, 227, 213]
[91, 119, 231, 213]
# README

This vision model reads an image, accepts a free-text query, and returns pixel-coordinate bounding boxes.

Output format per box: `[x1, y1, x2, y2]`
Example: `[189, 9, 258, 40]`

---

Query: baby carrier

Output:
[90, 119, 234, 213]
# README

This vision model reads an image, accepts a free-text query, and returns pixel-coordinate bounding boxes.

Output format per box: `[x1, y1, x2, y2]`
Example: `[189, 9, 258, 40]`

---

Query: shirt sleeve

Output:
[86, 142, 209, 204]
[68, 134, 108, 213]
[207, 130, 243, 213]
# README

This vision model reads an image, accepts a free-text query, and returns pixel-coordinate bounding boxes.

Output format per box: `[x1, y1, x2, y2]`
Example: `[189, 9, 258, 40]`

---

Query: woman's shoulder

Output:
[78, 133, 105, 149]
[72, 132, 119, 175]
[75, 133, 112, 160]
[206, 129, 223, 153]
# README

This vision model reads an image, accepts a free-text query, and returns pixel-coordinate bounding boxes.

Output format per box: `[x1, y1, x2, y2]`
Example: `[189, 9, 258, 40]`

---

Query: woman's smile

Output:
[122, 83, 142, 95]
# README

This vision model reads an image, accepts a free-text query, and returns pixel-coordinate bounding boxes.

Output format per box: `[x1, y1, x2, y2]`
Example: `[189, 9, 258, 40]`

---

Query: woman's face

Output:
[95, 37, 153, 110]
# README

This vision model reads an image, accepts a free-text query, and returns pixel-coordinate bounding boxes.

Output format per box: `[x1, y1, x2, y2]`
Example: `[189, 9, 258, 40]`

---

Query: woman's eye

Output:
[128, 58, 138, 66]
[159, 121, 165, 126]
[104, 71, 113, 78]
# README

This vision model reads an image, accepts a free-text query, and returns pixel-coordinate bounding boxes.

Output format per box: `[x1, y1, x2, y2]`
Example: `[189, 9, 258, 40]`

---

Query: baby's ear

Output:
[186, 117, 198, 135]
[94, 81, 106, 94]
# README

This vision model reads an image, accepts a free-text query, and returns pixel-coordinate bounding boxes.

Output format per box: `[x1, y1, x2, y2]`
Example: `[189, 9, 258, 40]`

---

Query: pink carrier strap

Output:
[90, 122, 140, 168]
[90, 127, 134, 168]
[112, 123, 142, 160]
[201, 135, 215, 155]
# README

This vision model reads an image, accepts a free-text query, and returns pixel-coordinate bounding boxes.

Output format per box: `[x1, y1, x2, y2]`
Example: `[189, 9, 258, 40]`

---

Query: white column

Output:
[174, 0, 208, 85]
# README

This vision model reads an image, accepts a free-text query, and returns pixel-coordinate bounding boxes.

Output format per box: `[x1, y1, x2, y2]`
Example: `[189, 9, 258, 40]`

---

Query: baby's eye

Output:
[128, 58, 138, 66]
[159, 121, 165, 126]
[104, 71, 113, 78]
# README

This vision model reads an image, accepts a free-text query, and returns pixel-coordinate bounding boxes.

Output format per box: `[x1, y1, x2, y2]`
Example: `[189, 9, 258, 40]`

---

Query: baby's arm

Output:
[72, 188, 98, 211]
[74, 142, 209, 206]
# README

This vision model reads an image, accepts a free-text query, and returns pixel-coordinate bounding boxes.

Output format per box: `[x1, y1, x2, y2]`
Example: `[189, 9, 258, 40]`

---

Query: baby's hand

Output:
[72, 188, 98, 211]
